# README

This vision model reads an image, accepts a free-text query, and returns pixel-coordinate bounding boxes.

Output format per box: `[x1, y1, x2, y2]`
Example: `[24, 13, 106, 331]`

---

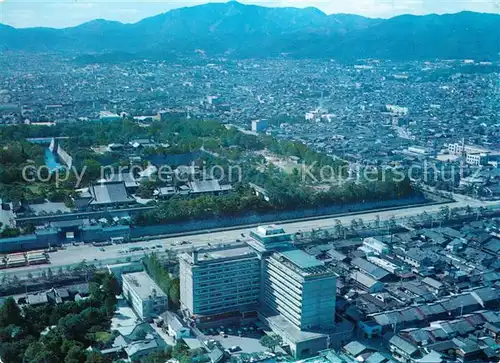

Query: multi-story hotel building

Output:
[178, 225, 339, 359]
[263, 249, 336, 330]
[178, 244, 261, 323]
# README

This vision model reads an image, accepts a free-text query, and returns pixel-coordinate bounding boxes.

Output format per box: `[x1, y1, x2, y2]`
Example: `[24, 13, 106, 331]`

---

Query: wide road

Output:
[2, 197, 499, 279]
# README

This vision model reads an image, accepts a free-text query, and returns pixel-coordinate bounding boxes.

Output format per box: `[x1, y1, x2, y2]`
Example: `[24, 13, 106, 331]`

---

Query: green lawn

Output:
[94, 331, 113, 343]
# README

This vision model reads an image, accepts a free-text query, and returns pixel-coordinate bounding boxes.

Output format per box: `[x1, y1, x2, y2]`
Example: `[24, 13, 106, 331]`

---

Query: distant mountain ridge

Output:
[1, 2, 499, 60]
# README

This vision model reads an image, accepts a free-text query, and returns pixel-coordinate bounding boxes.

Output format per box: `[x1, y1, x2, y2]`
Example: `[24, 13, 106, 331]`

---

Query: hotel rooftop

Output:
[272, 249, 337, 277]
[179, 243, 257, 265]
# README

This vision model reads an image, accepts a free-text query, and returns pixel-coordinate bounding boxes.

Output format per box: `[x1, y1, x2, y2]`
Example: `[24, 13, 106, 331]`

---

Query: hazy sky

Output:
[1, 0, 499, 28]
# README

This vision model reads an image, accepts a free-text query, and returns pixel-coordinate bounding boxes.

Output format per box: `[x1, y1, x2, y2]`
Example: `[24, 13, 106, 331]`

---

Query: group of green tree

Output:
[134, 185, 269, 225]
[1, 119, 415, 227]
[135, 172, 413, 226]
[142, 254, 180, 309]
[0, 272, 121, 363]
[140, 341, 202, 363]
[0, 141, 46, 202]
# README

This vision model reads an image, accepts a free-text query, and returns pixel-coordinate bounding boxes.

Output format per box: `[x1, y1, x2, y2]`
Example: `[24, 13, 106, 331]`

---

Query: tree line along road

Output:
[1, 198, 498, 281]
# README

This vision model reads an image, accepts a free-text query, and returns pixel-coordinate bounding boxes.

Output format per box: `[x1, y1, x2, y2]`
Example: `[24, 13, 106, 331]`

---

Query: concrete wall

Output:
[0, 225, 129, 253]
[132, 194, 428, 238]
[81, 225, 130, 243]
[0, 230, 60, 253]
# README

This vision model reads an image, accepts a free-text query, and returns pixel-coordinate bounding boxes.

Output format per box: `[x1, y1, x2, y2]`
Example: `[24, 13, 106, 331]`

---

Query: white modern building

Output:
[99, 110, 121, 121]
[407, 147, 431, 155]
[251, 119, 269, 133]
[466, 152, 489, 166]
[260, 249, 337, 359]
[447, 142, 490, 165]
[122, 272, 168, 320]
[447, 143, 486, 155]
[263, 249, 336, 330]
[362, 237, 390, 255]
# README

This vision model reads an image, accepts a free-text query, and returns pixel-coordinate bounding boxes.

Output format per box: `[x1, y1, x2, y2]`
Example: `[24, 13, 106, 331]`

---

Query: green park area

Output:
[0, 119, 414, 232]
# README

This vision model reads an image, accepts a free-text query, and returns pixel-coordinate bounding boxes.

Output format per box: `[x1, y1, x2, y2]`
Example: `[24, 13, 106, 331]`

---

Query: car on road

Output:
[99, 248, 105, 251]
[180, 241, 191, 245]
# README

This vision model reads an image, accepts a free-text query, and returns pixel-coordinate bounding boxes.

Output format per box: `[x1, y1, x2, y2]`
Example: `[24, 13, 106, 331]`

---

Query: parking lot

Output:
[200, 325, 268, 354]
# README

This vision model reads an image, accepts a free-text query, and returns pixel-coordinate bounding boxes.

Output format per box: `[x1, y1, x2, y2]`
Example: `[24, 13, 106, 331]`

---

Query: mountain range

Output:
[1, 1, 499, 60]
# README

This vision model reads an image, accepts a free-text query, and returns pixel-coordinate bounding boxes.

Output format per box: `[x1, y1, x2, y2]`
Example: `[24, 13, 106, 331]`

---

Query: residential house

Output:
[350, 271, 385, 293]
[343, 341, 373, 359]
[397, 248, 443, 276]
[422, 277, 445, 296]
[160, 311, 190, 341]
[26, 292, 49, 306]
[351, 257, 391, 281]
[388, 335, 419, 363]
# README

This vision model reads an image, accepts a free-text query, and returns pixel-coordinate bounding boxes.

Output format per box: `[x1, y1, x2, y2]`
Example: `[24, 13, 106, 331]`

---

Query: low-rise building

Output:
[350, 271, 385, 293]
[362, 237, 390, 255]
[122, 272, 168, 320]
[389, 335, 419, 362]
[422, 277, 445, 296]
[100, 111, 121, 121]
[160, 311, 190, 340]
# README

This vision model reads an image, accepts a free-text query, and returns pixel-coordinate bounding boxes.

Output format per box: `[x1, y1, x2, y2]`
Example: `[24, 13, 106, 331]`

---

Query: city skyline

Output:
[1, 0, 499, 28]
